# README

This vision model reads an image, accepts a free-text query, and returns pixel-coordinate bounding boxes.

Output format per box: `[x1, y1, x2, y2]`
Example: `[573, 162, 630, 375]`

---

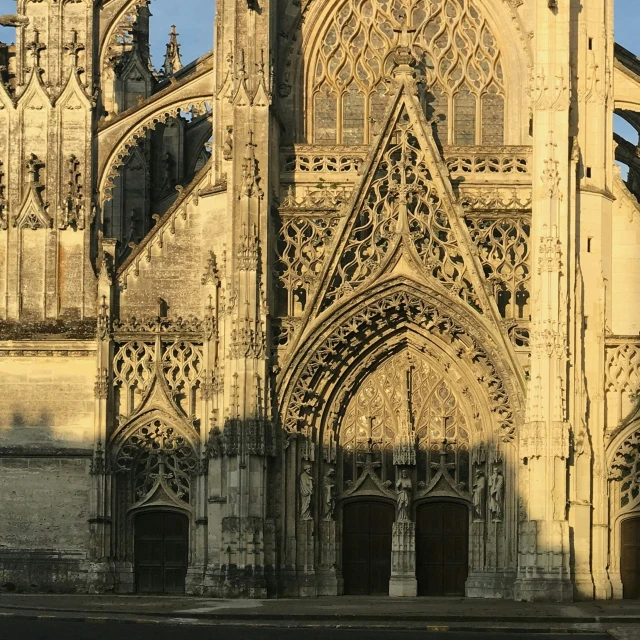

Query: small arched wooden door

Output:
[135, 511, 189, 594]
[621, 517, 640, 598]
[342, 501, 394, 595]
[416, 501, 469, 596]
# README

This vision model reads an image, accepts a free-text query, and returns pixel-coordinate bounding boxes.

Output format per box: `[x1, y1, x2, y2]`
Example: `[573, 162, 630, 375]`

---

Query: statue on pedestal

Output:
[472, 471, 486, 520]
[488, 466, 504, 522]
[396, 469, 412, 522]
[323, 469, 336, 521]
[299, 464, 314, 521]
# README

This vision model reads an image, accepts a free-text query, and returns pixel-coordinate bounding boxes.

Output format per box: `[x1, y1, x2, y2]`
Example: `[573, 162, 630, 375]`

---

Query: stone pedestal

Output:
[85, 560, 115, 594]
[389, 521, 417, 597]
[317, 519, 343, 595]
[297, 519, 317, 596]
[514, 520, 573, 602]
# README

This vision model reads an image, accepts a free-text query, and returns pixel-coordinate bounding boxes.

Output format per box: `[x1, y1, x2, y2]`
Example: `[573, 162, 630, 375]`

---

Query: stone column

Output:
[389, 520, 417, 596]
[87, 241, 116, 592]
[515, 0, 573, 602]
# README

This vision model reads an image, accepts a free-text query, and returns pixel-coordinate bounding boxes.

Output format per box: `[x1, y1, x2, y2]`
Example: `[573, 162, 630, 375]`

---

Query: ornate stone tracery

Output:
[317, 102, 483, 315]
[339, 349, 474, 491]
[114, 419, 198, 505]
[309, 0, 505, 145]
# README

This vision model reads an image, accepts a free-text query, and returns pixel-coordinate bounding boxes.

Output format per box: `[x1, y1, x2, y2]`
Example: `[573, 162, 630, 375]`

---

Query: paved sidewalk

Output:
[0, 594, 639, 623]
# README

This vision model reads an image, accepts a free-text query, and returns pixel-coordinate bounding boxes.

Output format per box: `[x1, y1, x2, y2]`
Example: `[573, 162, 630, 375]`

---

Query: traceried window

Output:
[310, 0, 505, 146]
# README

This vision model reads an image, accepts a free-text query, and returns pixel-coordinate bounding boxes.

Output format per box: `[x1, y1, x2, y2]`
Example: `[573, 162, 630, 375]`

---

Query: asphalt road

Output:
[0, 619, 613, 640]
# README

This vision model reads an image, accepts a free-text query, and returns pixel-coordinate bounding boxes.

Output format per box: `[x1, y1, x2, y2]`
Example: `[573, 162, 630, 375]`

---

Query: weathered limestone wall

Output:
[0, 353, 95, 449]
[118, 187, 228, 319]
[0, 348, 95, 591]
[611, 179, 640, 336]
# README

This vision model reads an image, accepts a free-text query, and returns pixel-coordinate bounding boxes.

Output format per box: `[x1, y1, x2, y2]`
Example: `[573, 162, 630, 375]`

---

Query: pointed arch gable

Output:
[294, 83, 498, 318]
[278, 278, 525, 445]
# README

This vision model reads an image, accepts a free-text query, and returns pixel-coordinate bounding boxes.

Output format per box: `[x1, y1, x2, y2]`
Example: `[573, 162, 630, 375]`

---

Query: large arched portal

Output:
[335, 348, 478, 596]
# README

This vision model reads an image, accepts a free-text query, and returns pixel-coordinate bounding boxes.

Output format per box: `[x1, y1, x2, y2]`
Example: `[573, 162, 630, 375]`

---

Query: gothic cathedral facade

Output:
[1, 0, 640, 602]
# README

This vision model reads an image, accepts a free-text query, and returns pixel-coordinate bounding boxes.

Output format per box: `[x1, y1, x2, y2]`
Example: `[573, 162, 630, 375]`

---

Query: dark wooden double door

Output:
[342, 500, 469, 596]
[621, 517, 640, 598]
[135, 511, 189, 594]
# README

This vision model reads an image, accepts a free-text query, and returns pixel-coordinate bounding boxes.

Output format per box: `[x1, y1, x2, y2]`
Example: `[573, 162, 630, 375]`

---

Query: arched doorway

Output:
[416, 501, 469, 596]
[342, 501, 394, 595]
[621, 516, 640, 598]
[135, 511, 189, 594]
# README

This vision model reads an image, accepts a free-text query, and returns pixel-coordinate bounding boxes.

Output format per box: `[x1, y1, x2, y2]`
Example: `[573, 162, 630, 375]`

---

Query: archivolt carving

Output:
[114, 418, 198, 505]
[280, 284, 521, 442]
[309, 0, 505, 144]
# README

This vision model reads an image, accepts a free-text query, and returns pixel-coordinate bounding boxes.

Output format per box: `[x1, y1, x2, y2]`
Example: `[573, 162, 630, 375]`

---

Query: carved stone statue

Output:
[299, 464, 314, 521]
[472, 471, 485, 520]
[323, 468, 336, 521]
[0, 15, 29, 28]
[488, 466, 504, 522]
[223, 126, 233, 161]
[396, 469, 412, 522]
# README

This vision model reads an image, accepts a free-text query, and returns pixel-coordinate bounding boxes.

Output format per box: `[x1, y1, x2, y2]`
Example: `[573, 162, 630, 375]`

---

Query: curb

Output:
[0, 604, 638, 625]
[0, 611, 615, 633]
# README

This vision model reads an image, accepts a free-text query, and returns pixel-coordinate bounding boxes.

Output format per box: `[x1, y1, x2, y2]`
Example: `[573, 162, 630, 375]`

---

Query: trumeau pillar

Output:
[515, 0, 573, 602]
[208, 0, 277, 598]
[0, 0, 95, 321]
[567, 0, 615, 601]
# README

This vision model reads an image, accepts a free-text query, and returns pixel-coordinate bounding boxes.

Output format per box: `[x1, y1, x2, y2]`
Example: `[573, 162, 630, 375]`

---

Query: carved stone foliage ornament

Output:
[114, 420, 198, 504]
[321, 107, 482, 314]
[611, 429, 640, 508]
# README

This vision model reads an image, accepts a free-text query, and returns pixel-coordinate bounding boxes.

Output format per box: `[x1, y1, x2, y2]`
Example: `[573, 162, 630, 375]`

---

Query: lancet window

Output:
[310, 0, 505, 145]
[339, 351, 472, 491]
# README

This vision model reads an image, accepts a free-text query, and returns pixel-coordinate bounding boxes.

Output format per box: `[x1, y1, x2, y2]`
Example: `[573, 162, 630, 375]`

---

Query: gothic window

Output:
[481, 86, 505, 145]
[424, 82, 448, 146]
[342, 83, 366, 144]
[310, 0, 505, 145]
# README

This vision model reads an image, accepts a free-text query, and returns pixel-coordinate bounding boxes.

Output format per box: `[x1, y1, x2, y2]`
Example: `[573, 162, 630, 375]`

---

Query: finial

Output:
[162, 24, 183, 76]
